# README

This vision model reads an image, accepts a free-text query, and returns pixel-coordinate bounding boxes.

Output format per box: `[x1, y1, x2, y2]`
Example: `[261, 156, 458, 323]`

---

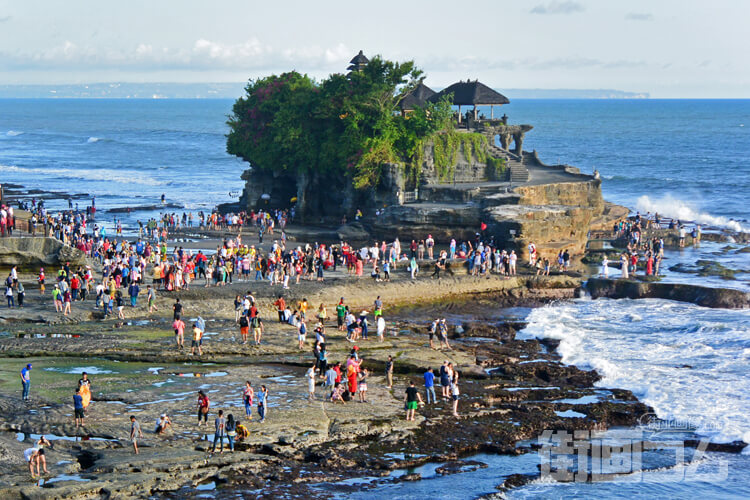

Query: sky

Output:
[0, 0, 748, 97]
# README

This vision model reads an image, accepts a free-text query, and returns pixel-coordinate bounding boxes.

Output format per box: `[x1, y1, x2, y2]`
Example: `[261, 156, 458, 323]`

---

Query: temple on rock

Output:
[230, 51, 619, 260]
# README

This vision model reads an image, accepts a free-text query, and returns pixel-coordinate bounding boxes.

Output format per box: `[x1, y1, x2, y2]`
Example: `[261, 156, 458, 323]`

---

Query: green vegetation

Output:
[227, 56, 462, 189]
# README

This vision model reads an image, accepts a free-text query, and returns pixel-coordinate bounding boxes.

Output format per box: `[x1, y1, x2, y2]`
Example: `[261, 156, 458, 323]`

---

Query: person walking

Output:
[130, 416, 143, 454]
[404, 380, 424, 421]
[197, 390, 210, 427]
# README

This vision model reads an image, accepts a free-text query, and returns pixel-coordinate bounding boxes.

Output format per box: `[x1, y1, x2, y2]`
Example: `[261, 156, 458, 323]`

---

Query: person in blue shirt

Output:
[73, 387, 85, 427]
[424, 368, 436, 404]
[21, 363, 32, 401]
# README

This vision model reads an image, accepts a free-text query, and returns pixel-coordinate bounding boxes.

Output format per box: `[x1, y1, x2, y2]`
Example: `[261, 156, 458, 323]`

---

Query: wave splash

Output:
[519, 299, 750, 445]
[86, 136, 101, 143]
[5, 130, 23, 137]
[636, 194, 748, 232]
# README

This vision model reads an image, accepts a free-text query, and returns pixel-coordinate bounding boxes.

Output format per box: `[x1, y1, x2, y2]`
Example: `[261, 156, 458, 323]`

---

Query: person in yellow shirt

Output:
[298, 298, 309, 321]
[191, 324, 203, 356]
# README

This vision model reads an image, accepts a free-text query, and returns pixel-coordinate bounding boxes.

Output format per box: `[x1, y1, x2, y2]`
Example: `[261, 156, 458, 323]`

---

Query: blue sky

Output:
[0, 0, 747, 97]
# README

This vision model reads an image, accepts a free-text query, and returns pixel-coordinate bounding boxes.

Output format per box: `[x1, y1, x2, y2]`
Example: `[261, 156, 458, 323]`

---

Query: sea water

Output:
[1, 99, 749, 231]
[2, 98, 750, 498]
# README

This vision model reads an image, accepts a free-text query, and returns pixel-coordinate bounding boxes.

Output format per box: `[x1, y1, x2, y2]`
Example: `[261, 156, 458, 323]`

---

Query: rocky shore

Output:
[0, 233, 735, 498]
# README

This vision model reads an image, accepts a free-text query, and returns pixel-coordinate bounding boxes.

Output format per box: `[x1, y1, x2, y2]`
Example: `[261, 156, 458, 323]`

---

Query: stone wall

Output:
[514, 179, 603, 210]
[418, 140, 489, 185]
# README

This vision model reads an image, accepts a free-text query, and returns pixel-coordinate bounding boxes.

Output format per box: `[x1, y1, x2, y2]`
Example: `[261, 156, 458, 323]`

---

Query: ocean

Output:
[2, 98, 749, 498]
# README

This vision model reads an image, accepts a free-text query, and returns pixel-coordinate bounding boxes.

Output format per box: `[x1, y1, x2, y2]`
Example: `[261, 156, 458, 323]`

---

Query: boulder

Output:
[586, 277, 750, 309]
[0, 237, 87, 270]
[336, 222, 371, 242]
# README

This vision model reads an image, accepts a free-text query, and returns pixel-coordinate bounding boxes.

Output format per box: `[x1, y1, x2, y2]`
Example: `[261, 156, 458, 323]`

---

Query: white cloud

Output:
[530, 1, 585, 15]
[625, 12, 653, 21]
[0, 38, 357, 72]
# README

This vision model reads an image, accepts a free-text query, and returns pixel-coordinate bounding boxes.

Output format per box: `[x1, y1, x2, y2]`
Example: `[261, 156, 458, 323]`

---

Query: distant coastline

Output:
[0, 82, 648, 99]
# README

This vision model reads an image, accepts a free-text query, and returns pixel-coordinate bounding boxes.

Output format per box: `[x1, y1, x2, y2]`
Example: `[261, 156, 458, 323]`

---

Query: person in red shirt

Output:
[273, 295, 286, 323]
[70, 275, 81, 301]
[196, 390, 210, 426]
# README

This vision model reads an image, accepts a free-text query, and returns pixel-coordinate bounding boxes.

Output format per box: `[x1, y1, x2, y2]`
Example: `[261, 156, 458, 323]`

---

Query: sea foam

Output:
[519, 298, 750, 444]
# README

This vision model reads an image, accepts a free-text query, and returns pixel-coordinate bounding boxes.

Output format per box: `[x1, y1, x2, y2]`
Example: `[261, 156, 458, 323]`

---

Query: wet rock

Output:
[399, 472, 421, 481]
[683, 439, 748, 453]
[586, 277, 750, 309]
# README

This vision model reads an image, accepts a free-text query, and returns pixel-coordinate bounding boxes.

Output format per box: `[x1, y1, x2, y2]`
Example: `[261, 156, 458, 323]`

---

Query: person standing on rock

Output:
[197, 390, 210, 427]
[191, 323, 203, 356]
[424, 368, 436, 404]
[273, 295, 286, 323]
[298, 318, 308, 350]
[16, 281, 25, 308]
[336, 298, 347, 331]
[128, 281, 139, 308]
[307, 365, 317, 401]
[211, 409, 226, 454]
[38, 268, 45, 295]
[130, 416, 143, 454]
[21, 363, 31, 401]
[377, 315, 386, 342]
[450, 371, 461, 417]
[257, 385, 268, 423]
[5, 281, 14, 308]
[385, 355, 394, 389]
[601, 256, 609, 278]
[73, 387, 85, 427]
[243, 381, 254, 421]
[404, 380, 423, 421]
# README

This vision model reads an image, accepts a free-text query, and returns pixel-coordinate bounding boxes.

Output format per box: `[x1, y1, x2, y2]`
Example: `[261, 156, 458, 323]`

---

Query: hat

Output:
[27, 363, 32, 368]
[360, 310, 368, 315]
[352, 346, 359, 350]
[161, 413, 167, 418]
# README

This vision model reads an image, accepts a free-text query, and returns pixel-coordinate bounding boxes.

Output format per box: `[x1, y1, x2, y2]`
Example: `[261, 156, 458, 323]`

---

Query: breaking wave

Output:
[636, 194, 748, 233]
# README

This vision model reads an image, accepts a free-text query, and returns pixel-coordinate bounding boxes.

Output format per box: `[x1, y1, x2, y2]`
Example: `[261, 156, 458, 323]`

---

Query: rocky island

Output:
[228, 52, 626, 262]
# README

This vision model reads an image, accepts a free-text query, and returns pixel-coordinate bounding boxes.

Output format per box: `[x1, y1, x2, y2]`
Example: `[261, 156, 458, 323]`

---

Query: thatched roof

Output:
[349, 50, 369, 65]
[429, 80, 510, 106]
[398, 82, 436, 110]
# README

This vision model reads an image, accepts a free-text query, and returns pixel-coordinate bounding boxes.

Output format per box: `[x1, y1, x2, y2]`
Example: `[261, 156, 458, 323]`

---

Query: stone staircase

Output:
[486, 144, 529, 183]
[507, 159, 529, 183]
